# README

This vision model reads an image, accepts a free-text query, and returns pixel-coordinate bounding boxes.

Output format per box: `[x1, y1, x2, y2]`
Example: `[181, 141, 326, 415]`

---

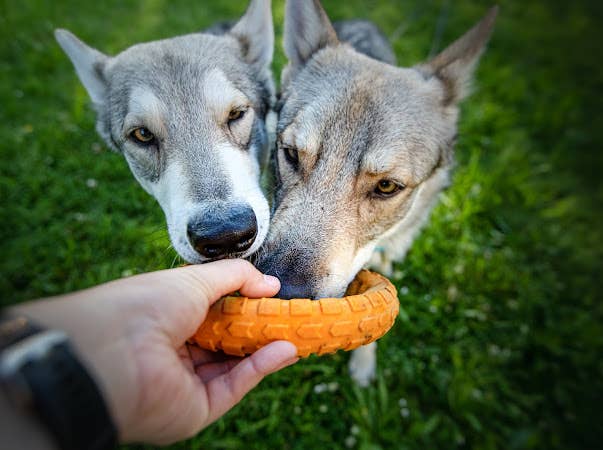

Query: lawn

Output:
[1, 0, 602, 449]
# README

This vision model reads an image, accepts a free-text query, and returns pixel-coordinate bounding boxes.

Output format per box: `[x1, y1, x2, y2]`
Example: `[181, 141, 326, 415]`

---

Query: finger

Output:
[180, 259, 280, 303]
[187, 344, 234, 367]
[195, 359, 241, 383]
[179, 345, 194, 373]
[154, 260, 280, 344]
[204, 341, 298, 423]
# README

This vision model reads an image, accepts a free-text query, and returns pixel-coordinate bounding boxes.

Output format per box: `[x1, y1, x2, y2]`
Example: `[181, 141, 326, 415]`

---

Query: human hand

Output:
[13, 260, 298, 445]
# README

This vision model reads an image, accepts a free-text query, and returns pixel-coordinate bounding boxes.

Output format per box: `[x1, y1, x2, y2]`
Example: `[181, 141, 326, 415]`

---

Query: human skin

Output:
[9, 260, 298, 445]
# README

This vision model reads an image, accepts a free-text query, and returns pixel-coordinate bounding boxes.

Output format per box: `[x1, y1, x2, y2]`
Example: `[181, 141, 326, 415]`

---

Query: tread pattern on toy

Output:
[192, 270, 399, 357]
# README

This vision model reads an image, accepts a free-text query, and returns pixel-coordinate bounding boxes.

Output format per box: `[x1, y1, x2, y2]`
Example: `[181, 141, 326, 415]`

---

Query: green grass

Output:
[1, 0, 602, 449]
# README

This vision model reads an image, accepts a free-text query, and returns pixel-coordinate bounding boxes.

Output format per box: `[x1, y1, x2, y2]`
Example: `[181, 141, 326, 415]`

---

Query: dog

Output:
[256, 0, 497, 386]
[55, 0, 275, 263]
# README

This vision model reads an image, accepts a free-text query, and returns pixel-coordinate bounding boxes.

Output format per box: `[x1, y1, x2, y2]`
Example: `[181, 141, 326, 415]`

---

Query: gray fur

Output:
[203, 21, 235, 36]
[281, 0, 338, 87]
[259, 0, 497, 385]
[333, 20, 396, 65]
[55, 0, 275, 263]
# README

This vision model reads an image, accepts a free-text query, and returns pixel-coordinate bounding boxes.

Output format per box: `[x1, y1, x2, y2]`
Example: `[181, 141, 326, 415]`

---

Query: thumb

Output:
[156, 260, 281, 344]
[180, 259, 281, 302]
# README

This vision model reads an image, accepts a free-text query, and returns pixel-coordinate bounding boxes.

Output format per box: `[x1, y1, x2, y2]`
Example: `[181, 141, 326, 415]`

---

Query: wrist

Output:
[0, 311, 118, 450]
[11, 295, 148, 444]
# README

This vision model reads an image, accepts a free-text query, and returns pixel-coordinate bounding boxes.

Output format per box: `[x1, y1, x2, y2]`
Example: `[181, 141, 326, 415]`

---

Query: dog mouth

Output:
[175, 231, 265, 264]
[254, 252, 350, 300]
[200, 251, 249, 263]
[191, 230, 258, 259]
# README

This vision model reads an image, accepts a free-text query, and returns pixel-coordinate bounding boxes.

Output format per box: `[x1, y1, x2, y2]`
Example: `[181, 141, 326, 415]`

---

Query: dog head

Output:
[56, 0, 274, 263]
[256, 0, 497, 298]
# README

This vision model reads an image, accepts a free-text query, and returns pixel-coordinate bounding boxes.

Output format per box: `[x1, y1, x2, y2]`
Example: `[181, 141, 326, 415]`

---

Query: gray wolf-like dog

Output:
[56, 0, 274, 263]
[257, 0, 497, 385]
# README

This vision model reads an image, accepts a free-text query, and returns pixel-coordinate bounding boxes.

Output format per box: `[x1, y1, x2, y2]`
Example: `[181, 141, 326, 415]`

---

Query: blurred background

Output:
[1, 0, 601, 448]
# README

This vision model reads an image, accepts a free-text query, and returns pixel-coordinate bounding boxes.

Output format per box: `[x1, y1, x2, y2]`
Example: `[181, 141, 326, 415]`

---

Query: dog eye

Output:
[228, 108, 246, 123]
[374, 179, 404, 197]
[282, 145, 299, 168]
[130, 127, 155, 145]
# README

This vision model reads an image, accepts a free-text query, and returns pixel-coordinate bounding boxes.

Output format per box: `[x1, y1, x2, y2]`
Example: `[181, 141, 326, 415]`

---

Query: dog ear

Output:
[55, 29, 108, 105]
[283, 0, 339, 75]
[230, 0, 274, 72]
[417, 6, 498, 105]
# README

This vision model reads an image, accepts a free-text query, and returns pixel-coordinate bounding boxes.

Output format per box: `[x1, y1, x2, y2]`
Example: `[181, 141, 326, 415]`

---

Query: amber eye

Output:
[130, 127, 155, 145]
[374, 179, 404, 197]
[228, 108, 246, 123]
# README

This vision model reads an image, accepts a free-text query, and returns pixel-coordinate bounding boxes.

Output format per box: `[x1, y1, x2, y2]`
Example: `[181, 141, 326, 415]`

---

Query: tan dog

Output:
[257, 0, 497, 385]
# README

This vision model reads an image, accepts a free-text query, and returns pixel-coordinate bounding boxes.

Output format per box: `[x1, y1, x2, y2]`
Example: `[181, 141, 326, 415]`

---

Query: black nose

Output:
[277, 282, 314, 300]
[256, 254, 315, 299]
[187, 205, 257, 259]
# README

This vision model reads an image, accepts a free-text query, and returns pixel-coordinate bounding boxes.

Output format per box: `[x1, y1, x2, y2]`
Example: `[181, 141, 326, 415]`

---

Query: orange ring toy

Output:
[192, 270, 399, 357]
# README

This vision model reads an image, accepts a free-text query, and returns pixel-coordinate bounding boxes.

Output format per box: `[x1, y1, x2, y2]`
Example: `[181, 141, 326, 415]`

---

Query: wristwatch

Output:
[0, 312, 118, 450]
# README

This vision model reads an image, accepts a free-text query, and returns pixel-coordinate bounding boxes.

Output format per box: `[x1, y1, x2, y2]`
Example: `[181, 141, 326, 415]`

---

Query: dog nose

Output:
[187, 205, 257, 259]
[256, 255, 315, 299]
[277, 282, 314, 300]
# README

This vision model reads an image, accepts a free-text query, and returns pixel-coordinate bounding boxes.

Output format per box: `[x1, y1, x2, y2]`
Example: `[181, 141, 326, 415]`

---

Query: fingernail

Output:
[274, 341, 298, 361]
[263, 274, 280, 290]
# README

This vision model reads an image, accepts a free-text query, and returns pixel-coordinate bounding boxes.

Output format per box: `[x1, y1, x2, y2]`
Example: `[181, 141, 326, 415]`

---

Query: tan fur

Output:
[258, 0, 497, 386]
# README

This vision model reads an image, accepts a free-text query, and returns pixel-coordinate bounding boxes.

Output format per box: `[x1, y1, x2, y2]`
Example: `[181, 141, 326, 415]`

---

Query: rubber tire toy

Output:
[192, 270, 399, 357]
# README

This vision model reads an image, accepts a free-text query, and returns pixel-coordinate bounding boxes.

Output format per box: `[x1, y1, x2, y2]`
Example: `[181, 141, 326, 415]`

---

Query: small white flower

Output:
[488, 345, 501, 356]
[344, 436, 357, 448]
[398, 398, 408, 407]
[447, 285, 459, 301]
[313, 383, 327, 394]
[399, 286, 409, 295]
[400, 407, 410, 418]
[86, 178, 98, 188]
[350, 425, 360, 435]
[319, 404, 328, 413]
[327, 382, 339, 392]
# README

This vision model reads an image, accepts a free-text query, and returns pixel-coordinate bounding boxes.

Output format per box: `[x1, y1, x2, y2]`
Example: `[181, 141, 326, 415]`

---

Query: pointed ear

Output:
[283, 0, 339, 74]
[230, 0, 274, 72]
[55, 29, 109, 105]
[418, 6, 498, 104]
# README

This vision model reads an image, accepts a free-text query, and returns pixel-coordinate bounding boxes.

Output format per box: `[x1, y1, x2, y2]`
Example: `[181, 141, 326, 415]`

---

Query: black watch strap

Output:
[0, 313, 118, 450]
